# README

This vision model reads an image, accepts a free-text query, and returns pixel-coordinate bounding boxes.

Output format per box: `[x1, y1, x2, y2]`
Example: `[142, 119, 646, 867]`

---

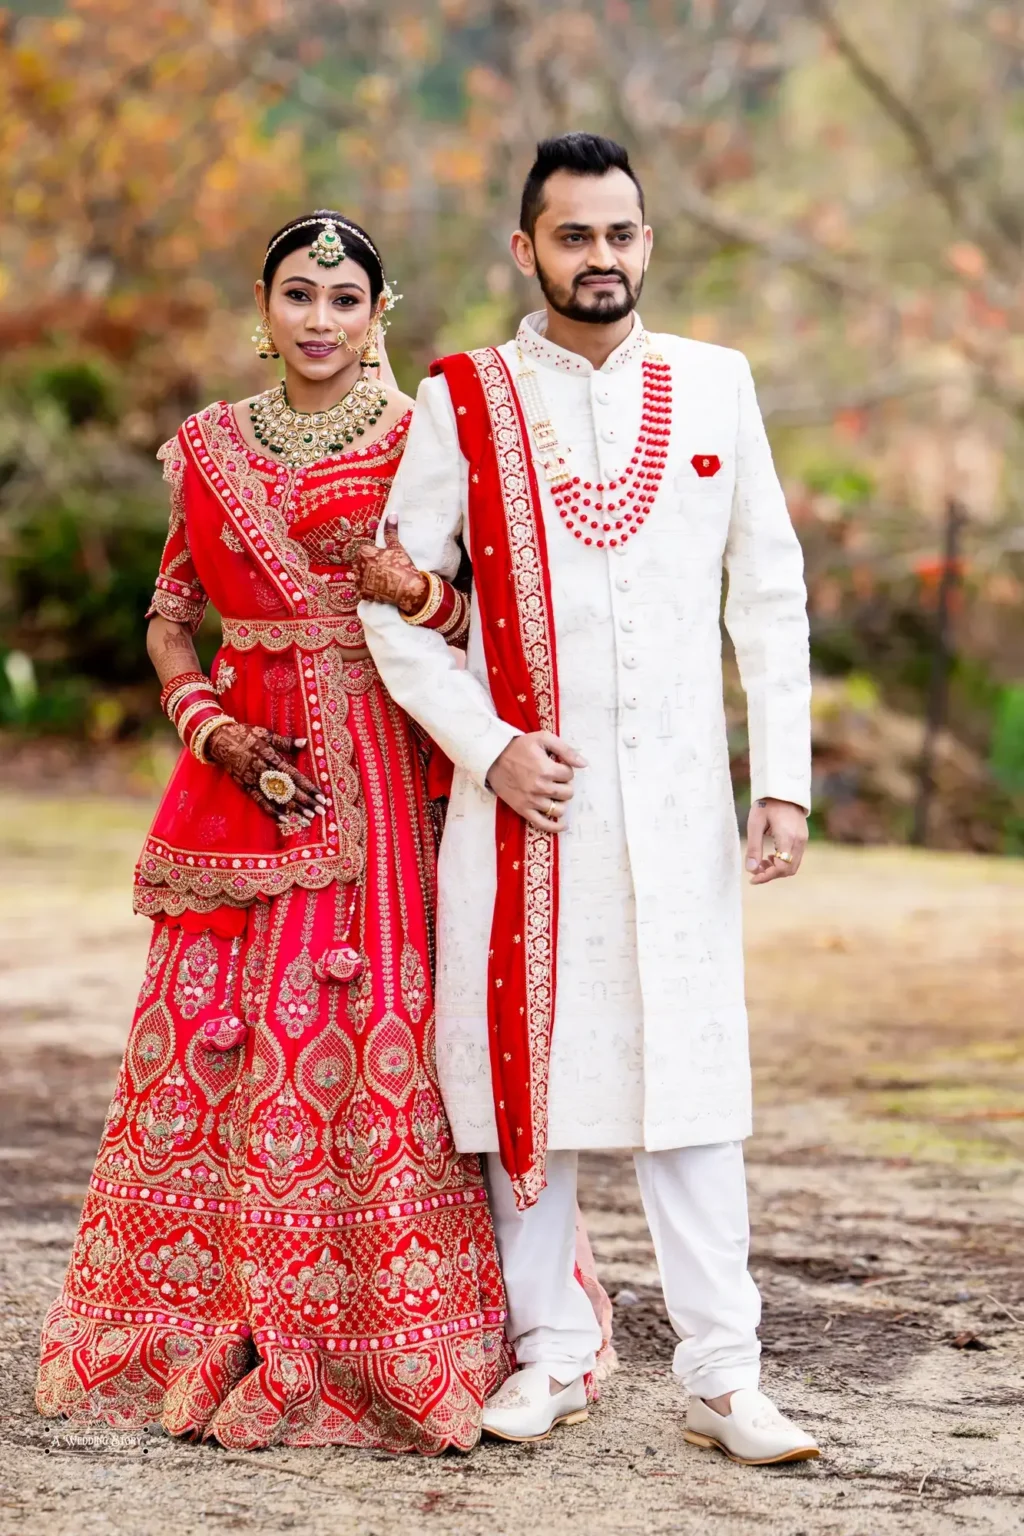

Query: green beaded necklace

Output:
[248, 378, 389, 468]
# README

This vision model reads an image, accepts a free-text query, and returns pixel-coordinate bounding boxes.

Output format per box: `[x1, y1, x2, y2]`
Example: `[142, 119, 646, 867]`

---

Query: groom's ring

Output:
[544, 801, 558, 820]
[773, 848, 793, 864]
[259, 768, 297, 806]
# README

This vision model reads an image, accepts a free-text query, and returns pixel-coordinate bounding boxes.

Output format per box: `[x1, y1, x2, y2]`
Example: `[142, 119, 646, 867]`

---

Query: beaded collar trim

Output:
[515, 309, 647, 376]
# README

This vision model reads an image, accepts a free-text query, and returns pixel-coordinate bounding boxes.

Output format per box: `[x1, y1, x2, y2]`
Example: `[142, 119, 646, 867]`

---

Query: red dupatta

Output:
[430, 348, 560, 1210]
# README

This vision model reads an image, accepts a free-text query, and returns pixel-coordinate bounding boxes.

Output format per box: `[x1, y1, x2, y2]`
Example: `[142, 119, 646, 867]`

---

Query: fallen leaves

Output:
[950, 1330, 994, 1350]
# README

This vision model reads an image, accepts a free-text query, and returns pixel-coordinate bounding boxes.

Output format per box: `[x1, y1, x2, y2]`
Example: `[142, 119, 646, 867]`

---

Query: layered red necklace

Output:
[516, 344, 673, 550]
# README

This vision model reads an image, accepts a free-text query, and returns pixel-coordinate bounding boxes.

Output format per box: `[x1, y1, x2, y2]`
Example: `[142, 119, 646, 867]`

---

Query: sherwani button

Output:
[600, 426, 618, 443]
[622, 731, 639, 747]
[615, 575, 632, 592]
[619, 616, 635, 633]
[595, 387, 611, 405]
[622, 653, 639, 669]
[623, 694, 639, 709]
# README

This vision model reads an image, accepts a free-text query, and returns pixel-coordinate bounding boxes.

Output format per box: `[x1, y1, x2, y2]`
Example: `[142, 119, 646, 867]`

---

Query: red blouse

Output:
[136, 401, 413, 918]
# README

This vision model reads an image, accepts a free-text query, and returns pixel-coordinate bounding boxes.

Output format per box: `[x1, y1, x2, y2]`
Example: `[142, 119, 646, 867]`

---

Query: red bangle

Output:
[442, 589, 470, 645]
[418, 579, 459, 633]
[177, 700, 225, 750]
[159, 670, 207, 713]
[168, 684, 216, 726]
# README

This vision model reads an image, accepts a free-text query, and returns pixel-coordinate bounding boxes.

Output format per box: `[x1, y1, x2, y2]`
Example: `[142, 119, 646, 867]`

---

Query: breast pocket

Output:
[672, 463, 730, 558]
[677, 451, 730, 495]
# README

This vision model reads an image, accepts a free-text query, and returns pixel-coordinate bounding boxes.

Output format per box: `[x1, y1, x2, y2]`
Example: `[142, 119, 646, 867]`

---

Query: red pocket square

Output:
[691, 454, 721, 478]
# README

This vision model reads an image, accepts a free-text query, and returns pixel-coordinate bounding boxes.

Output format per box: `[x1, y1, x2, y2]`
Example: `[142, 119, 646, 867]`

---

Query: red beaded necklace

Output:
[516, 345, 673, 551]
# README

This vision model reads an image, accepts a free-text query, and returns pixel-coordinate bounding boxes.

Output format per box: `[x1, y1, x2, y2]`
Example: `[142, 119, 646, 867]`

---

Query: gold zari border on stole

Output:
[468, 346, 557, 1209]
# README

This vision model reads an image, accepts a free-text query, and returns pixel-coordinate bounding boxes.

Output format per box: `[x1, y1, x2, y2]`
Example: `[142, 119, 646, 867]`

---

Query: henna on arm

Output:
[147, 617, 202, 689]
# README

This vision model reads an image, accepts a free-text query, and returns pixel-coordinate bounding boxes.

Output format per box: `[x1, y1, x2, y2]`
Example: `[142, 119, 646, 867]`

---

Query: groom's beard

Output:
[535, 258, 643, 326]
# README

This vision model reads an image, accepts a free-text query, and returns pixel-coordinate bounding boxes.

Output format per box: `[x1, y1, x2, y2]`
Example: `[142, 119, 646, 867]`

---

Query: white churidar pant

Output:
[485, 1144, 762, 1400]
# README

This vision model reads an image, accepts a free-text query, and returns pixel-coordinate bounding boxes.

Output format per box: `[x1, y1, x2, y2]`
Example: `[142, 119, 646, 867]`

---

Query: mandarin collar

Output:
[516, 309, 646, 376]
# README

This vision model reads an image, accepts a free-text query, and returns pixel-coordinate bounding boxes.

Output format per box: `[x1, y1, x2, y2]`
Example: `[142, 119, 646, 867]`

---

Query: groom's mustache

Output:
[573, 267, 631, 291]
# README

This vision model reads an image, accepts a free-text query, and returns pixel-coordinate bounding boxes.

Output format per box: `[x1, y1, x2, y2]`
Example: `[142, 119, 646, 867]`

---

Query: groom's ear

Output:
[510, 230, 536, 279]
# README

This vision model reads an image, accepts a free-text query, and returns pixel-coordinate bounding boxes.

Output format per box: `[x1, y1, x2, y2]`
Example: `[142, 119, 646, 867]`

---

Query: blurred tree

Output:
[1, 0, 1022, 846]
[0, 0, 302, 441]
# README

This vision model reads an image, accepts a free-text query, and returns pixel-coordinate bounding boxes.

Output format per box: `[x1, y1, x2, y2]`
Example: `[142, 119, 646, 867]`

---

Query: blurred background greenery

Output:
[2, 0, 1024, 847]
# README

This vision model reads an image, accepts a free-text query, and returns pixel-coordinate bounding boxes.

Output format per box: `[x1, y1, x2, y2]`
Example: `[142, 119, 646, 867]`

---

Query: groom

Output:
[361, 132, 818, 1465]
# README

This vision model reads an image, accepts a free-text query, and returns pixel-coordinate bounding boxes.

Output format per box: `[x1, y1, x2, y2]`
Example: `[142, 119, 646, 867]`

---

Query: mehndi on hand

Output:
[206, 722, 327, 829]
[353, 512, 430, 615]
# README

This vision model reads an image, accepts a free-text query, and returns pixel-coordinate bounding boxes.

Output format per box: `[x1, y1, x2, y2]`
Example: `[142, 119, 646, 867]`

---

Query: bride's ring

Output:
[773, 848, 793, 864]
[259, 768, 296, 806]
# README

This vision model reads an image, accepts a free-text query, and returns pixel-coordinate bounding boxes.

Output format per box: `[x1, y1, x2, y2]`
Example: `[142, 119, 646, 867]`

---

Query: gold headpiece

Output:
[308, 219, 345, 267]
[264, 212, 383, 270]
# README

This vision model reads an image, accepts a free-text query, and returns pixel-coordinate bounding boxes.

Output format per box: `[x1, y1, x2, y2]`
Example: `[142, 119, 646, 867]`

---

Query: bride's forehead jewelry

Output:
[264, 213, 384, 270]
[309, 218, 346, 267]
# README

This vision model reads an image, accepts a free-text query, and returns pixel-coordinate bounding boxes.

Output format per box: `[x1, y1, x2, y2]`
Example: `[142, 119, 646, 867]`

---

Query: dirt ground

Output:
[1, 790, 1022, 1536]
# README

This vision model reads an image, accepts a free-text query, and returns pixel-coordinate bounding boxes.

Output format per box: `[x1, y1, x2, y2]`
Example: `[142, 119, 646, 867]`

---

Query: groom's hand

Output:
[746, 798, 808, 883]
[487, 731, 587, 832]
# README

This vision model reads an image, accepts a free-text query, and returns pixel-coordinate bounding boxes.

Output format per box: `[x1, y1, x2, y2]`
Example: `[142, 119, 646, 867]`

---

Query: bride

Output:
[36, 211, 514, 1453]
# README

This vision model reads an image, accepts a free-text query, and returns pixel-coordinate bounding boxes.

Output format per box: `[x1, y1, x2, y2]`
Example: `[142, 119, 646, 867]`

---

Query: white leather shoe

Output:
[482, 1364, 589, 1443]
[684, 1388, 819, 1465]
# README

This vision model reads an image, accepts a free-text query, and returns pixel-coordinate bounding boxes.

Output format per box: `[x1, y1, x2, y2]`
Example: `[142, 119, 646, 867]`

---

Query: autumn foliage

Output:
[1, 0, 1023, 845]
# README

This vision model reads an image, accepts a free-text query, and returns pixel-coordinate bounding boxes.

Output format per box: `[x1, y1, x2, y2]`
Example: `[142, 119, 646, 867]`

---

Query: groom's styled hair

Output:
[519, 133, 645, 237]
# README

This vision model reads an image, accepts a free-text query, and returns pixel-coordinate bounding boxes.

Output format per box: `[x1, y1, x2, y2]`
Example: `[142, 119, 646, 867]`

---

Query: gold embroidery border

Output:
[221, 617, 375, 656]
[133, 850, 350, 915]
[183, 406, 323, 617]
[134, 651, 376, 915]
[156, 438, 186, 536]
[468, 346, 558, 1208]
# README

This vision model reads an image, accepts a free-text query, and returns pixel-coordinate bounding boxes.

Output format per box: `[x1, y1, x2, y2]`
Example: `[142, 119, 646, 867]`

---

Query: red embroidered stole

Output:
[430, 348, 560, 1210]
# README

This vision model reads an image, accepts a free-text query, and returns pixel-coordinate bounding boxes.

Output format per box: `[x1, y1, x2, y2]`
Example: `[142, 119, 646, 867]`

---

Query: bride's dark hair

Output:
[261, 211, 385, 303]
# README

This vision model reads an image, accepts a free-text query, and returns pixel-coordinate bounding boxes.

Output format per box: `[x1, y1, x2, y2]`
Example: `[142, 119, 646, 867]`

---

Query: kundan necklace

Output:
[248, 377, 389, 468]
[515, 342, 673, 550]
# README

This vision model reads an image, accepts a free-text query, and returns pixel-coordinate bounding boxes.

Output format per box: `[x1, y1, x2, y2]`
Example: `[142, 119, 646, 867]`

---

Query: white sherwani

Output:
[361, 312, 810, 1155]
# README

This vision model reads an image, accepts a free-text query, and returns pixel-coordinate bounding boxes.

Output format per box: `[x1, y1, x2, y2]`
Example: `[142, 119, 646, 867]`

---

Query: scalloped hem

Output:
[37, 1303, 513, 1455]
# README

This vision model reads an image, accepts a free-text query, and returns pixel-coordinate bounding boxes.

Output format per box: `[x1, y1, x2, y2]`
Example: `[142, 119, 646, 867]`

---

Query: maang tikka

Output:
[308, 219, 346, 268]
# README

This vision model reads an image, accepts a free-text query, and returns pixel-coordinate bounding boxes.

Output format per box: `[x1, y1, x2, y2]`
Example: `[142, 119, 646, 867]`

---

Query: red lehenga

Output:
[36, 402, 511, 1452]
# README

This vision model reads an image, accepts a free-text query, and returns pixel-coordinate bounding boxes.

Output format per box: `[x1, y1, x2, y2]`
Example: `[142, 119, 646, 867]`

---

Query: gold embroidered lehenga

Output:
[36, 402, 510, 1452]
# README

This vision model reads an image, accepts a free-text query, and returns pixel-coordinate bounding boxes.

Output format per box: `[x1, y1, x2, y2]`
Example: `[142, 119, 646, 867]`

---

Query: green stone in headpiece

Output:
[309, 219, 346, 268]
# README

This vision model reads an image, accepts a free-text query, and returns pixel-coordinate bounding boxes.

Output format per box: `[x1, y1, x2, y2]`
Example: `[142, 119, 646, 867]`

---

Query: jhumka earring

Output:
[252, 316, 278, 360]
[360, 318, 381, 369]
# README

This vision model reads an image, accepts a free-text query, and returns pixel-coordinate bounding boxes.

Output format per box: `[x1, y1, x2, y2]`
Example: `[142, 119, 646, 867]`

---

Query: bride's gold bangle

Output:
[402, 571, 443, 627]
[190, 713, 234, 764]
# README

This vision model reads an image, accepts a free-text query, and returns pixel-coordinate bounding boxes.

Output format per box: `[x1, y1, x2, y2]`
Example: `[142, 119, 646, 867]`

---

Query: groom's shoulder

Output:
[422, 340, 517, 393]
[648, 330, 749, 381]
